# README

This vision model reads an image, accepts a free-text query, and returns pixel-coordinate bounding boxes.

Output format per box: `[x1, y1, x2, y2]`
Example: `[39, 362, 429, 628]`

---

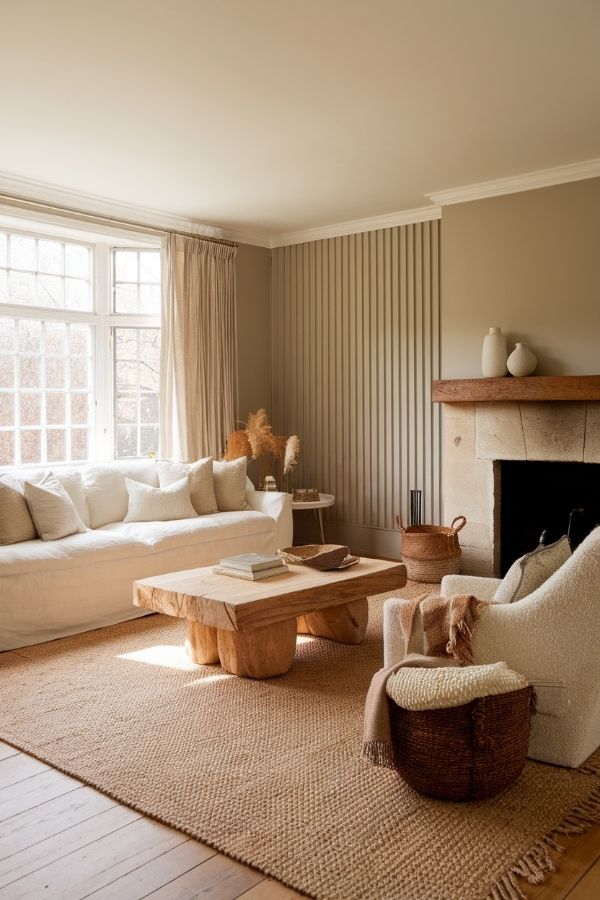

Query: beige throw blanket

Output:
[363, 594, 488, 767]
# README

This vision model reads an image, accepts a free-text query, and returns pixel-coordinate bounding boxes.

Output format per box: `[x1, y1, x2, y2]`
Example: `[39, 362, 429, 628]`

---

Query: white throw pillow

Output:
[212, 458, 251, 511]
[493, 535, 571, 604]
[123, 476, 198, 523]
[0, 475, 38, 544]
[23, 473, 87, 542]
[53, 471, 90, 527]
[156, 457, 217, 515]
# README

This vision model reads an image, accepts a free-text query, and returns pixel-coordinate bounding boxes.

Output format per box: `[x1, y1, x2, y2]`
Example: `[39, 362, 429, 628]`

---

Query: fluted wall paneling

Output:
[271, 222, 441, 554]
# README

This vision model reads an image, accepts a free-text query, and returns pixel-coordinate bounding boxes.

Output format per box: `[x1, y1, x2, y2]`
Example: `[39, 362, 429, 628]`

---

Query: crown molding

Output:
[269, 204, 442, 248]
[425, 158, 600, 207]
[0, 170, 272, 248]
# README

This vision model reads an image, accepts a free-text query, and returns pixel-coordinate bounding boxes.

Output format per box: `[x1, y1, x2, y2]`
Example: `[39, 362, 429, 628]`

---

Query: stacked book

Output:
[213, 553, 289, 581]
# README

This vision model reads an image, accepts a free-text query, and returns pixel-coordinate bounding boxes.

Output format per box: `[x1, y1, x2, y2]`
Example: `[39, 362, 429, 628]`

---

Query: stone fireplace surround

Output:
[442, 401, 600, 575]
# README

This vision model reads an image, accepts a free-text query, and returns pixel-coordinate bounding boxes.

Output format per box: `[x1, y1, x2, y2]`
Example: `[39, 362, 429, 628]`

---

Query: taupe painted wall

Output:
[441, 178, 600, 378]
[235, 243, 271, 421]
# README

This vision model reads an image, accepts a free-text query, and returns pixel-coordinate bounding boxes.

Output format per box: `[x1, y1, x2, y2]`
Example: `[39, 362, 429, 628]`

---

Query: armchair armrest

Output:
[441, 574, 502, 601]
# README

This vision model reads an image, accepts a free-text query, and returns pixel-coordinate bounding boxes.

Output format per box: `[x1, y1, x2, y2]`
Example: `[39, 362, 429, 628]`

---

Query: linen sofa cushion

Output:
[53, 471, 90, 527]
[493, 535, 571, 604]
[0, 475, 38, 544]
[212, 458, 251, 511]
[23, 473, 87, 542]
[123, 477, 198, 523]
[83, 460, 158, 528]
[156, 457, 218, 515]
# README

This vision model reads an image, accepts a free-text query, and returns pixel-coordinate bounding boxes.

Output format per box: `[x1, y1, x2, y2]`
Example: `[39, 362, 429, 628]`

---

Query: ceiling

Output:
[1, 0, 599, 244]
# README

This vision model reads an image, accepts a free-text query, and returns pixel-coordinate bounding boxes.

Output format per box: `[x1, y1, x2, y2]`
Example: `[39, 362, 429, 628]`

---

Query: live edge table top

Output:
[133, 557, 407, 633]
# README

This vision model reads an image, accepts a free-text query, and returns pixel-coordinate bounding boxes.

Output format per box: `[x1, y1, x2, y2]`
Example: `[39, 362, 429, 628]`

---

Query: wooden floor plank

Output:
[0, 747, 18, 764]
[0, 769, 80, 822]
[0, 754, 50, 791]
[0, 804, 141, 890]
[567, 856, 600, 899]
[1, 815, 187, 900]
[237, 878, 303, 899]
[84, 838, 216, 900]
[146, 853, 264, 900]
[521, 828, 600, 899]
[0, 785, 116, 860]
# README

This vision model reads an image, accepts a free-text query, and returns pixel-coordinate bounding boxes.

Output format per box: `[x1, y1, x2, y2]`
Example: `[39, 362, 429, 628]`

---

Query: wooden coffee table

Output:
[134, 557, 406, 679]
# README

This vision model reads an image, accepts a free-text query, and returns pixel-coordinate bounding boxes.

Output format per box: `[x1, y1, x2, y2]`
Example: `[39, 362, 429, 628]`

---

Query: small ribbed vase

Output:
[481, 327, 508, 377]
[507, 342, 537, 377]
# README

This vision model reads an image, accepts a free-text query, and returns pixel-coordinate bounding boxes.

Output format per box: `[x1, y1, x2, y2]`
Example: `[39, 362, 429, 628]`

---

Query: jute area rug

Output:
[2, 584, 600, 900]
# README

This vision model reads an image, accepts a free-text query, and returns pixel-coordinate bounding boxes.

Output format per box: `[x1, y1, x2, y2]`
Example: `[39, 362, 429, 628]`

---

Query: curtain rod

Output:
[0, 193, 238, 248]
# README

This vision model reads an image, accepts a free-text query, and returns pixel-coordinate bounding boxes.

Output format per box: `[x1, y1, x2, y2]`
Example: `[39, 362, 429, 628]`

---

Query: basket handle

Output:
[450, 515, 467, 533]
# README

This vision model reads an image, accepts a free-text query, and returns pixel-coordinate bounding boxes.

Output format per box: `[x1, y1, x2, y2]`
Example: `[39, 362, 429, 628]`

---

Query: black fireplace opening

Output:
[499, 460, 600, 575]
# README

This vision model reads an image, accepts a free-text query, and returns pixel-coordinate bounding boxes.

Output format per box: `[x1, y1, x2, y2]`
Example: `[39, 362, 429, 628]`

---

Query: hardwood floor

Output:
[1, 741, 599, 899]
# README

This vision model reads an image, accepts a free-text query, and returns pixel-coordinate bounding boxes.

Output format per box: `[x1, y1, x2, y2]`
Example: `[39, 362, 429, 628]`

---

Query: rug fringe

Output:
[486, 782, 600, 900]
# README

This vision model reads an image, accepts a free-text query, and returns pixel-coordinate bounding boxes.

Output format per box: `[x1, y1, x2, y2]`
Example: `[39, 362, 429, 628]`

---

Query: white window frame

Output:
[0, 219, 162, 468]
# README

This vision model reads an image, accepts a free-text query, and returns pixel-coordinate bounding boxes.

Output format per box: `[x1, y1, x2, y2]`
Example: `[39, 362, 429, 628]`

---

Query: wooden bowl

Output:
[278, 544, 350, 570]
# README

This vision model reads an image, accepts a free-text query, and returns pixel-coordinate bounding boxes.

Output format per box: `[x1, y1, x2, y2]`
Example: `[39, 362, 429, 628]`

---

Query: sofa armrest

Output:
[246, 490, 293, 551]
[383, 597, 425, 667]
[441, 574, 502, 601]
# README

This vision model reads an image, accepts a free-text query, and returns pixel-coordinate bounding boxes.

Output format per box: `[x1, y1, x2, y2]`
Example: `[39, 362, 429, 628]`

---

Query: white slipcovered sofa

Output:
[383, 527, 600, 768]
[0, 459, 292, 652]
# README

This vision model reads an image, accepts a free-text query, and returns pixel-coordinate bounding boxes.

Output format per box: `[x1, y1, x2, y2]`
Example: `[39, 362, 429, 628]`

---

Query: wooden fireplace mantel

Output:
[432, 376, 600, 403]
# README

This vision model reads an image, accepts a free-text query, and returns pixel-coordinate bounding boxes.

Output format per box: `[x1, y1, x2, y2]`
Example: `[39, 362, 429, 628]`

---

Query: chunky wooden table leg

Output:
[185, 621, 220, 665]
[297, 597, 368, 644]
[216, 619, 297, 678]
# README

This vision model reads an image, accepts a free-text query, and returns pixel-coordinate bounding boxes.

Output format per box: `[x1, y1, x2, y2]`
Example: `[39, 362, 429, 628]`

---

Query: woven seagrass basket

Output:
[389, 685, 534, 801]
[398, 515, 466, 583]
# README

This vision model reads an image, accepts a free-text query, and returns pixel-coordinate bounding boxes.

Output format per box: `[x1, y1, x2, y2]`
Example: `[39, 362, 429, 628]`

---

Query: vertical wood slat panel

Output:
[270, 221, 441, 535]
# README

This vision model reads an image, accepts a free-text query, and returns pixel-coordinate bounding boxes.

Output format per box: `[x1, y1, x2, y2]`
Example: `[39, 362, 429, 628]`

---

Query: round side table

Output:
[291, 493, 335, 544]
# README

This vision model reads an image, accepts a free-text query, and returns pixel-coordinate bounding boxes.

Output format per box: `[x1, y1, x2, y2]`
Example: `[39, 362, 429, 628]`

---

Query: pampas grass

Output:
[223, 410, 300, 490]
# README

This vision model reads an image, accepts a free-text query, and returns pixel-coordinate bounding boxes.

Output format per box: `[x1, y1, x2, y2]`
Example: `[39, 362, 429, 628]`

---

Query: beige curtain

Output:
[160, 233, 238, 461]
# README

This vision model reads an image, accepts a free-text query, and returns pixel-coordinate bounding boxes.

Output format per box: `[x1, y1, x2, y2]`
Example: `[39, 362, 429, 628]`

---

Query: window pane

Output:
[45, 321, 67, 355]
[139, 251, 161, 283]
[65, 244, 89, 278]
[70, 427, 89, 460]
[65, 277, 90, 311]
[47, 428, 66, 462]
[0, 319, 15, 352]
[115, 360, 137, 390]
[140, 425, 159, 456]
[0, 430, 14, 465]
[46, 357, 66, 389]
[115, 328, 137, 358]
[0, 355, 14, 388]
[38, 240, 63, 275]
[116, 391, 137, 423]
[115, 283, 138, 314]
[0, 234, 7, 268]
[140, 284, 160, 315]
[19, 357, 41, 389]
[69, 324, 90, 356]
[38, 274, 64, 308]
[116, 423, 137, 457]
[69, 356, 88, 390]
[46, 392, 66, 425]
[10, 235, 36, 270]
[140, 329, 160, 391]
[70, 393, 89, 425]
[10, 271, 35, 305]
[19, 320, 41, 353]
[20, 392, 41, 426]
[20, 429, 41, 463]
[0, 271, 8, 302]
[0, 394, 14, 426]
[140, 392, 159, 424]
[115, 250, 138, 282]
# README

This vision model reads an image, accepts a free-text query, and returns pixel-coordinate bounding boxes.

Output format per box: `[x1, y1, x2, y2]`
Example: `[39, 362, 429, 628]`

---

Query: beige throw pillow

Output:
[0, 475, 38, 544]
[212, 458, 251, 511]
[23, 473, 87, 542]
[156, 457, 217, 515]
[123, 476, 198, 523]
[493, 535, 571, 604]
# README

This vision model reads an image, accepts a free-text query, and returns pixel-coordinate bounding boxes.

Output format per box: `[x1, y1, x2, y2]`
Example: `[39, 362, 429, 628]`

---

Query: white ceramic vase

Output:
[481, 327, 508, 377]
[507, 342, 537, 377]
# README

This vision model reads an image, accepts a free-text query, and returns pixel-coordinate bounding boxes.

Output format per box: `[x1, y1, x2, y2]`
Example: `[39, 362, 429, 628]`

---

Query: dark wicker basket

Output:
[389, 685, 534, 801]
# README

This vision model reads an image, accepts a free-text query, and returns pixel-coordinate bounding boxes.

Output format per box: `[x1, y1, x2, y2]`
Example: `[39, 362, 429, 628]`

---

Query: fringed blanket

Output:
[363, 593, 488, 767]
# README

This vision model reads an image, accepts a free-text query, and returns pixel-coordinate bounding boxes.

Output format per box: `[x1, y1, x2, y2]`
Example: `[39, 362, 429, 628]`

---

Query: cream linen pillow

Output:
[156, 457, 217, 515]
[0, 475, 38, 544]
[23, 473, 87, 542]
[493, 535, 571, 604]
[212, 458, 251, 511]
[123, 476, 198, 523]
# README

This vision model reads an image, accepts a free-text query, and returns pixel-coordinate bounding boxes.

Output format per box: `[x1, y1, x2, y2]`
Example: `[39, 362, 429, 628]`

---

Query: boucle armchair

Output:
[383, 527, 600, 768]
